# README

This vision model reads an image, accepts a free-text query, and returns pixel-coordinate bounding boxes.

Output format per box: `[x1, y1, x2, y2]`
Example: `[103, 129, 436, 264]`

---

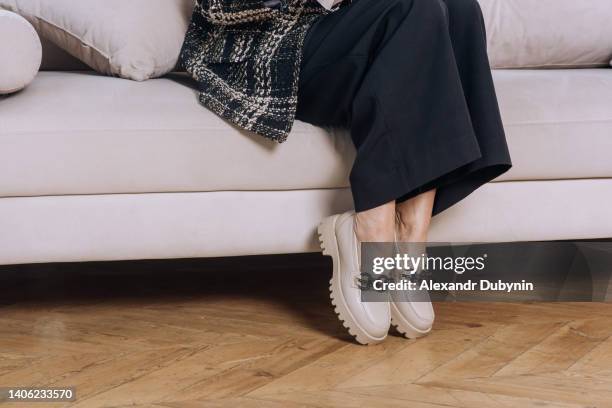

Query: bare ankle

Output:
[354, 221, 394, 242]
[395, 213, 429, 242]
[354, 204, 395, 243]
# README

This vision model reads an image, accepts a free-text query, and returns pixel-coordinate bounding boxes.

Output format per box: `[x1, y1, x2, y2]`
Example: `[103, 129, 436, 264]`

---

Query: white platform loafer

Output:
[390, 287, 435, 338]
[318, 211, 391, 345]
[390, 243, 435, 338]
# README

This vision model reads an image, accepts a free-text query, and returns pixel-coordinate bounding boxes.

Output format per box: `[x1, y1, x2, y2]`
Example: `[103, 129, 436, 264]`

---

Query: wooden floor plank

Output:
[421, 372, 612, 406]
[416, 321, 566, 383]
[492, 318, 612, 377]
[334, 325, 497, 389]
[342, 384, 587, 408]
[253, 389, 454, 408]
[247, 338, 407, 396]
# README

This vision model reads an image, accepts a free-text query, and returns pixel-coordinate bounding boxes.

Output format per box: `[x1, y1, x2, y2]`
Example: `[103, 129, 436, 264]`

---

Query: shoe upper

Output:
[390, 282, 435, 332]
[335, 212, 391, 338]
[390, 242, 435, 332]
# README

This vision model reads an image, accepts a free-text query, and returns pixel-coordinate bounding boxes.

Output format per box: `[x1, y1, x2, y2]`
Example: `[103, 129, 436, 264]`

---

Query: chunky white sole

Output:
[318, 215, 386, 345]
[390, 302, 432, 339]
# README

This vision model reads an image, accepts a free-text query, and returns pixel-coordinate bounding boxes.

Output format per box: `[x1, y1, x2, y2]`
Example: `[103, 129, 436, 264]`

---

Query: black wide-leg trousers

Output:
[296, 0, 512, 214]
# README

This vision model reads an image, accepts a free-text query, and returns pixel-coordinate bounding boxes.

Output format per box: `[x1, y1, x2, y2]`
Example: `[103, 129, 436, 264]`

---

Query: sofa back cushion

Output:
[0, 0, 194, 81]
[3, 0, 611, 73]
[479, 0, 612, 69]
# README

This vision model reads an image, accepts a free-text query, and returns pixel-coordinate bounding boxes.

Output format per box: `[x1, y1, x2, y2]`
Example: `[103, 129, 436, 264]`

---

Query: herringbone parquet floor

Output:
[1, 254, 611, 408]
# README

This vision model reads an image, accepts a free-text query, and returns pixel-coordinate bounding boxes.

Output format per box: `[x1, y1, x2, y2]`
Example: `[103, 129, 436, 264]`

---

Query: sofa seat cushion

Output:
[0, 72, 355, 198]
[1, 70, 611, 198]
[495, 69, 612, 182]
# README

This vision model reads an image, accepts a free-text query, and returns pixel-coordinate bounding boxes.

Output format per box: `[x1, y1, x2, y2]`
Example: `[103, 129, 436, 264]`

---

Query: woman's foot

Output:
[389, 241, 435, 338]
[318, 211, 391, 345]
[391, 191, 437, 338]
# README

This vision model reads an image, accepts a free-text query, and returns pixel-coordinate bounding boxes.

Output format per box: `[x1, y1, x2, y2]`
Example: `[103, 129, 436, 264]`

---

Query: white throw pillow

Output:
[0, 10, 41, 94]
[478, 0, 612, 69]
[0, 0, 194, 81]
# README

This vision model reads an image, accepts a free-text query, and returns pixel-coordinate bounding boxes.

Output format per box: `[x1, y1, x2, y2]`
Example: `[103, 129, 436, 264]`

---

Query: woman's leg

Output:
[298, 0, 466, 345]
[391, 189, 437, 339]
[396, 0, 509, 242]
[298, 0, 511, 343]
[298, 0, 510, 216]
[421, 0, 512, 215]
[396, 189, 437, 243]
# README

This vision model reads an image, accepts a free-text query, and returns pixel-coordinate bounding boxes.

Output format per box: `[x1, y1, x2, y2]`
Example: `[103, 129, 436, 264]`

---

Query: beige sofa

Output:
[1, 2, 612, 265]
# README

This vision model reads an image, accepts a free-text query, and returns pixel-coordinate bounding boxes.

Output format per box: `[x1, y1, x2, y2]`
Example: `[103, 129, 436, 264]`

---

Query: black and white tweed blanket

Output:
[179, 0, 326, 142]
